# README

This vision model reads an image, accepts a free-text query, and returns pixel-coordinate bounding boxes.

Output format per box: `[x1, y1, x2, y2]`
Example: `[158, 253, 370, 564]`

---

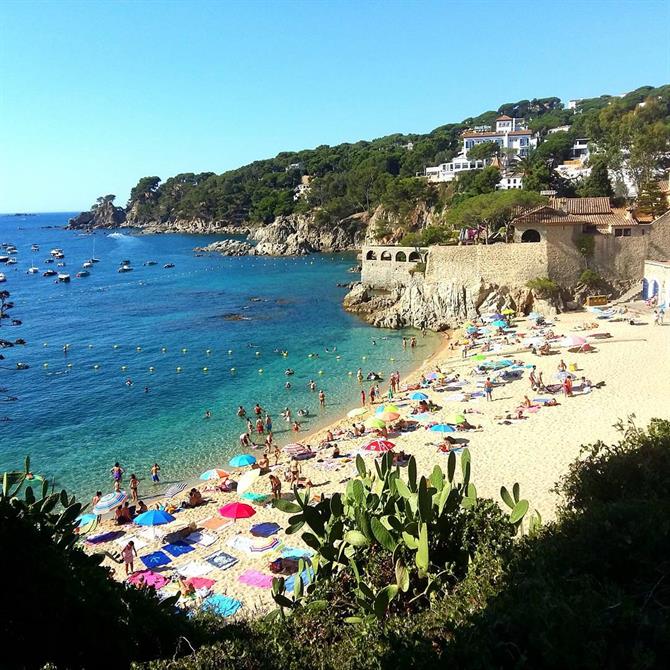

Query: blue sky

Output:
[1, 0, 668, 212]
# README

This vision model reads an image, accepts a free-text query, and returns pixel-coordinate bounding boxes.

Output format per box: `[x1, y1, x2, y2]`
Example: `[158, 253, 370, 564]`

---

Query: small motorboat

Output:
[57, 273, 71, 282]
[76, 270, 90, 278]
[82, 261, 93, 268]
[6, 258, 16, 265]
[163, 263, 175, 269]
[53, 252, 64, 259]
[0, 256, 8, 264]
[89, 258, 100, 263]
[43, 269, 57, 277]
[144, 260, 157, 266]
[31, 244, 40, 251]
[56, 262, 66, 267]
[27, 266, 39, 274]
[44, 258, 54, 264]
[6, 246, 17, 254]
[0, 273, 5, 283]
[50, 248, 63, 257]
[118, 265, 133, 273]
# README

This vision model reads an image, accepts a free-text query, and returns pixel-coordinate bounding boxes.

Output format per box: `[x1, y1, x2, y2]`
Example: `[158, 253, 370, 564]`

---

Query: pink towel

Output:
[127, 570, 169, 590]
[238, 570, 274, 588]
[186, 576, 216, 590]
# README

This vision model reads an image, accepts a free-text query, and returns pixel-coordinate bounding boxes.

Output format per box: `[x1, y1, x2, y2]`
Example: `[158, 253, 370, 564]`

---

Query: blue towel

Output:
[202, 594, 242, 617]
[140, 551, 171, 569]
[205, 550, 238, 571]
[250, 522, 281, 538]
[163, 541, 195, 557]
[284, 567, 314, 592]
[241, 492, 269, 502]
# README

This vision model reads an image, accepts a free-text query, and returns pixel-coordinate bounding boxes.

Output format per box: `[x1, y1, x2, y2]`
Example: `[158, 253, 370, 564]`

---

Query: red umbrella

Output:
[363, 439, 395, 452]
[218, 502, 256, 520]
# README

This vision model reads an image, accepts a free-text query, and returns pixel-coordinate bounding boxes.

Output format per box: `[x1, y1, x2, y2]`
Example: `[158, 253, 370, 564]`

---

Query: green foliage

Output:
[637, 179, 669, 218]
[465, 141, 499, 162]
[579, 269, 601, 287]
[575, 233, 595, 258]
[577, 158, 614, 197]
[526, 276, 560, 296]
[452, 166, 501, 201]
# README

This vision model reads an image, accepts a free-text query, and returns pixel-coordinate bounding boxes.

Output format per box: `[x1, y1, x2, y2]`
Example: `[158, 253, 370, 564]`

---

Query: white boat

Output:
[57, 273, 71, 283]
[82, 261, 93, 268]
[27, 266, 39, 274]
[89, 258, 100, 263]
[0, 256, 9, 263]
[43, 269, 57, 277]
[6, 247, 17, 254]
[50, 248, 63, 257]
[31, 244, 40, 252]
[76, 270, 90, 278]
[6, 258, 17, 265]
[0, 273, 6, 282]
[56, 262, 66, 267]
[118, 265, 133, 273]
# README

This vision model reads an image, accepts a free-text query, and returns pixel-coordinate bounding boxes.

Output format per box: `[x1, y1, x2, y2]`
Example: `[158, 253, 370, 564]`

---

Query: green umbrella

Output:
[364, 417, 387, 429]
[472, 354, 487, 361]
[444, 414, 466, 425]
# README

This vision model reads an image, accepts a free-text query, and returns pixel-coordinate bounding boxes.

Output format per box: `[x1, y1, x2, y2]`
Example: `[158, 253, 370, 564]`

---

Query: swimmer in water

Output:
[237, 406, 246, 418]
[285, 381, 292, 389]
[204, 410, 212, 419]
[125, 378, 133, 387]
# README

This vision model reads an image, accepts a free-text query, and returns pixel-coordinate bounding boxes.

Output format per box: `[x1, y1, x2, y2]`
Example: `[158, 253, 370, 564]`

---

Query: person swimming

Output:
[285, 369, 294, 376]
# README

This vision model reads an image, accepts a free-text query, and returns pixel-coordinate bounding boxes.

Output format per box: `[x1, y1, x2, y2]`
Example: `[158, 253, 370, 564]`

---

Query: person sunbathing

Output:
[185, 488, 204, 508]
[539, 343, 551, 355]
[522, 395, 533, 408]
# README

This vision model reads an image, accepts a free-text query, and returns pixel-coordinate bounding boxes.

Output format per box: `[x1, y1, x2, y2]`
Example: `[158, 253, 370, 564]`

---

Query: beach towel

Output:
[185, 576, 216, 590]
[226, 535, 254, 552]
[201, 516, 233, 531]
[140, 551, 172, 569]
[250, 522, 281, 538]
[205, 550, 239, 571]
[241, 492, 269, 503]
[280, 547, 315, 560]
[238, 570, 274, 589]
[177, 560, 214, 578]
[127, 569, 169, 590]
[202, 594, 242, 617]
[250, 537, 280, 553]
[114, 535, 148, 552]
[86, 530, 125, 545]
[163, 541, 195, 557]
[284, 568, 314, 591]
[185, 531, 218, 547]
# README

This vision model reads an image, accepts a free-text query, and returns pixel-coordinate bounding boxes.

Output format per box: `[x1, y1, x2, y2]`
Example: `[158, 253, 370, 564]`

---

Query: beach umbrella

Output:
[92, 491, 127, 515]
[375, 411, 400, 422]
[76, 513, 98, 535]
[472, 354, 487, 361]
[347, 407, 367, 418]
[430, 424, 456, 433]
[444, 413, 466, 425]
[236, 469, 261, 495]
[491, 320, 507, 329]
[364, 417, 387, 429]
[229, 454, 256, 468]
[465, 325, 478, 334]
[200, 468, 230, 481]
[561, 335, 586, 347]
[363, 439, 395, 452]
[164, 481, 187, 498]
[218, 502, 256, 520]
[413, 412, 434, 422]
[445, 392, 467, 402]
[134, 509, 176, 526]
[283, 443, 308, 453]
[425, 372, 439, 380]
[377, 404, 400, 414]
[501, 308, 515, 315]
[409, 392, 428, 400]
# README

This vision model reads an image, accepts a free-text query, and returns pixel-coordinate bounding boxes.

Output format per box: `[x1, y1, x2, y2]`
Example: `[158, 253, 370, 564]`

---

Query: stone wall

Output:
[361, 246, 428, 288]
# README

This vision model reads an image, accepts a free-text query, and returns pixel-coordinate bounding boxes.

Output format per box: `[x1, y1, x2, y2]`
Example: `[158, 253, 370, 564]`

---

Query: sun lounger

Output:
[202, 594, 242, 617]
[163, 540, 196, 557]
[140, 550, 172, 569]
[238, 570, 274, 588]
[205, 550, 239, 571]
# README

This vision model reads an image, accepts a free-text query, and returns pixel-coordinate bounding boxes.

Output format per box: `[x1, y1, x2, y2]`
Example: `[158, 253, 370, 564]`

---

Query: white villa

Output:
[424, 115, 537, 183]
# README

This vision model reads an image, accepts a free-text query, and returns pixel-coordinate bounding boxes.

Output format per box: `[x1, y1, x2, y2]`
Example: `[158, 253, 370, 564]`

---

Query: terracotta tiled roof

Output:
[462, 129, 531, 138]
[496, 115, 513, 121]
[549, 197, 612, 214]
[513, 205, 586, 226]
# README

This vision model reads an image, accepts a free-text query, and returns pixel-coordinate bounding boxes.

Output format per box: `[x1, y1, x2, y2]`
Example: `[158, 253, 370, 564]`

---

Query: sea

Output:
[0, 213, 439, 499]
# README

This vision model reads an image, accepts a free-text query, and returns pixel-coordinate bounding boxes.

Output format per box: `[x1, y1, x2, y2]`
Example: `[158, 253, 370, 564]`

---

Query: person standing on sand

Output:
[269, 474, 281, 499]
[369, 386, 376, 404]
[529, 366, 538, 391]
[484, 377, 493, 402]
[151, 463, 160, 484]
[361, 389, 366, 406]
[319, 390, 326, 407]
[129, 474, 139, 503]
[122, 540, 137, 576]
[290, 459, 301, 486]
[274, 444, 281, 465]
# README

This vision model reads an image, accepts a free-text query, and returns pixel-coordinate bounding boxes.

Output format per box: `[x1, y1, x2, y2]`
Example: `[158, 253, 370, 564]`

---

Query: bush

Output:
[579, 269, 601, 287]
[575, 233, 595, 257]
[526, 276, 560, 295]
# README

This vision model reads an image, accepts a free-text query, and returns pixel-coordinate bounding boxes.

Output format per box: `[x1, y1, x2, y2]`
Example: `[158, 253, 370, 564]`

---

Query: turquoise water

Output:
[0, 213, 438, 497]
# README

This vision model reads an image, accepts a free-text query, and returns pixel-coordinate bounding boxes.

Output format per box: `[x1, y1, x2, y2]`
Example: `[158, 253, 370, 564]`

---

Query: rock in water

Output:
[194, 240, 253, 256]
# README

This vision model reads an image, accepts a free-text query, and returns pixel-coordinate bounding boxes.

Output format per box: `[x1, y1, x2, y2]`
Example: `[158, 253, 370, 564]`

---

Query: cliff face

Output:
[68, 201, 126, 229]
[365, 202, 443, 245]
[343, 277, 560, 330]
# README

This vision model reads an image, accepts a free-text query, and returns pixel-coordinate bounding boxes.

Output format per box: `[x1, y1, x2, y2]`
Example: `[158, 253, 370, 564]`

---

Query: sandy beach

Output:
[83, 302, 670, 616]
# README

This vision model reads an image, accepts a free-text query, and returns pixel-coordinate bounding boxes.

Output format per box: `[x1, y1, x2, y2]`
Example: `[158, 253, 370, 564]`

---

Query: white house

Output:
[424, 158, 488, 183]
[461, 116, 536, 158]
[548, 125, 572, 134]
[496, 176, 524, 190]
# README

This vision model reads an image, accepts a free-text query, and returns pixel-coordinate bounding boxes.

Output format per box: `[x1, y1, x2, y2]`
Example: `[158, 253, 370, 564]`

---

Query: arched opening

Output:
[380, 250, 392, 261]
[642, 278, 649, 299]
[521, 229, 541, 243]
[395, 251, 407, 262]
[365, 250, 377, 261]
[651, 280, 659, 297]
[408, 251, 421, 262]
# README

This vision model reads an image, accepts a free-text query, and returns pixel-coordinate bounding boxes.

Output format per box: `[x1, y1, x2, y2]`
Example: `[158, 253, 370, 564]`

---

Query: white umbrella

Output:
[236, 468, 261, 495]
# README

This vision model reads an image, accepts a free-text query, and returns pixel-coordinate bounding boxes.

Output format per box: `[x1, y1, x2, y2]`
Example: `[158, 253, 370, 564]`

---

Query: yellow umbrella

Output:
[379, 404, 400, 414]
[502, 308, 515, 315]
[364, 417, 387, 429]
[444, 413, 466, 425]
[347, 407, 367, 418]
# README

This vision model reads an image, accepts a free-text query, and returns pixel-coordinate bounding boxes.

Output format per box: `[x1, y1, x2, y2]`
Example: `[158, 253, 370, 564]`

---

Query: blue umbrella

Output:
[134, 509, 176, 526]
[430, 424, 456, 433]
[410, 392, 428, 400]
[76, 513, 97, 527]
[528, 312, 542, 320]
[92, 491, 127, 515]
[492, 320, 507, 328]
[229, 453, 256, 468]
[466, 326, 478, 334]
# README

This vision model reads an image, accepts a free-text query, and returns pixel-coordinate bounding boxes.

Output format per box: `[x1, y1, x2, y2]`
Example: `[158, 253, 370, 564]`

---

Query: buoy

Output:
[113, 344, 119, 349]
[336, 355, 341, 360]
[206, 349, 211, 355]
[390, 357, 395, 362]
[43, 342, 48, 347]
[88, 344, 93, 349]
[176, 367, 182, 372]
[136, 346, 142, 352]
[161, 347, 167, 353]
[318, 370, 324, 375]
[67, 363, 72, 368]
[230, 367, 236, 372]
[228, 350, 232, 355]
[43, 363, 48, 368]
[258, 368, 264, 373]
[181, 348, 188, 353]
[362, 356, 367, 361]
[121, 365, 127, 371]
[255, 351, 260, 356]
[348, 371, 353, 375]
[149, 367, 154, 372]
[202, 367, 208, 372]
[93, 364, 99, 370]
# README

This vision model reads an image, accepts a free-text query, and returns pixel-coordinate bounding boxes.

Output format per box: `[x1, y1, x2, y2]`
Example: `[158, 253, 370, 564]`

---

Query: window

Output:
[623, 228, 631, 237]
[365, 250, 377, 260]
[408, 251, 421, 262]
[395, 251, 407, 262]
[582, 225, 597, 234]
[520, 138, 528, 146]
[380, 251, 392, 261]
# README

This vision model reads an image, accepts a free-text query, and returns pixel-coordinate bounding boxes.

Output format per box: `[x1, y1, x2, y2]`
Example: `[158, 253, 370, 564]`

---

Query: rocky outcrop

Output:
[249, 212, 368, 256]
[68, 201, 126, 229]
[135, 218, 251, 236]
[365, 203, 443, 245]
[343, 277, 562, 330]
[194, 239, 254, 256]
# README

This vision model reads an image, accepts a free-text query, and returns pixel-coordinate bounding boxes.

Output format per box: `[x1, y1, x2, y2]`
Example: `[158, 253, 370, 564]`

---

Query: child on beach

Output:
[122, 540, 137, 575]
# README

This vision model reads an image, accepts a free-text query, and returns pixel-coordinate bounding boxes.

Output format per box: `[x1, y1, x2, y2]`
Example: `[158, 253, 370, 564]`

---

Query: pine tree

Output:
[578, 160, 613, 197]
[637, 180, 668, 218]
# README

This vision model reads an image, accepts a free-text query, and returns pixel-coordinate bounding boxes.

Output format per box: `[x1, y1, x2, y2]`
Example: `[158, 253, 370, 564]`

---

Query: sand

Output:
[83, 301, 670, 617]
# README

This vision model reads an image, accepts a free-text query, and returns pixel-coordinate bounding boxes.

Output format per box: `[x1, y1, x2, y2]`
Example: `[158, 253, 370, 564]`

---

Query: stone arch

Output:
[365, 250, 377, 261]
[408, 250, 421, 262]
[521, 229, 541, 243]
[380, 250, 392, 261]
[395, 251, 407, 262]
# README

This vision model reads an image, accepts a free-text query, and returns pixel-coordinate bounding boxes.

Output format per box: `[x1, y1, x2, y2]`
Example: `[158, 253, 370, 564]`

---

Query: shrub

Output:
[575, 233, 595, 257]
[526, 276, 560, 296]
[579, 269, 601, 287]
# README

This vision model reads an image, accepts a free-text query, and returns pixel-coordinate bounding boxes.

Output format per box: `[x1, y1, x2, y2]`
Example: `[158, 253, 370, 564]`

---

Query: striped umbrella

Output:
[363, 439, 395, 452]
[200, 469, 230, 481]
[283, 443, 308, 454]
[92, 491, 127, 515]
[164, 481, 188, 498]
[561, 335, 587, 347]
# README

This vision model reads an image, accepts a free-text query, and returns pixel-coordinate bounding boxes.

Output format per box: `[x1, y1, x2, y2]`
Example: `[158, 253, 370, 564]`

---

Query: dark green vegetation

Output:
[4, 419, 670, 669]
[118, 85, 669, 231]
